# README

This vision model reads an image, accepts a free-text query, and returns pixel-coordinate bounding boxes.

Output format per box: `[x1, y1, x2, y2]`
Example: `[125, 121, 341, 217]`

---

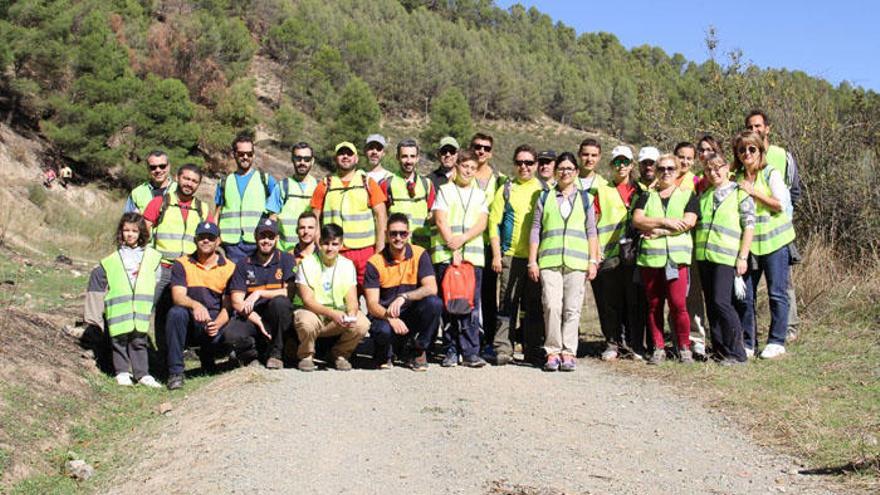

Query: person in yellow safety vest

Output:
[636, 146, 660, 192]
[215, 133, 277, 264]
[469, 132, 505, 359]
[527, 152, 599, 372]
[382, 138, 435, 249]
[695, 153, 755, 366]
[592, 145, 648, 361]
[364, 134, 394, 185]
[536, 149, 557, 188]
[673, 141, 708, 359]
[577, 138, 608, 195]
[124, 150, 177, 213]
[292, 223, 369, 372]
[633, 154, 700, 365]
[94, 212, 163, 388]
[267, 142, 318, 252]
[745, 109, 803, 346]
[489, 144, 546, 366]
[142, 163, 210, 377]
[733, 130, 796, 360]
[696, 135, 724, 194]
[432, 150, 489, 368]
[311, 141, 388, 289]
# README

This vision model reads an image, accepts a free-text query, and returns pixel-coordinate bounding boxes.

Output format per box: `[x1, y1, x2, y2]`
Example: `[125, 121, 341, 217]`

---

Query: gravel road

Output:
[104, 360, 833, 495]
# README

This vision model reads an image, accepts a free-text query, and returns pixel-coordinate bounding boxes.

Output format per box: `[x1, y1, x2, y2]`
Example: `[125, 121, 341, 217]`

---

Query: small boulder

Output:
[66, 459, 95, 481]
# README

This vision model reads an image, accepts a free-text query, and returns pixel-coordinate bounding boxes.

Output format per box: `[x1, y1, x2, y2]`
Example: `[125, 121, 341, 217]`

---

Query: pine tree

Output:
[323, 76, 381, 160]
[421, 87, 473, 149]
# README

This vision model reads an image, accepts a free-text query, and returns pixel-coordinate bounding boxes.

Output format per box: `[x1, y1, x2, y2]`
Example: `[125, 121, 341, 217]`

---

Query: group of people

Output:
[87, 108, 800, 389]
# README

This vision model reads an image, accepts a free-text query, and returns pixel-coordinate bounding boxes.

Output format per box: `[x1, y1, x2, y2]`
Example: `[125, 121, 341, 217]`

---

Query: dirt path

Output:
[104, 361, 833, 495]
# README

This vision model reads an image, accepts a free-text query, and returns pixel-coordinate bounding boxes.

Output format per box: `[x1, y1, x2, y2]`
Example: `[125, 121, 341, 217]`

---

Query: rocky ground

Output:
[103, 358, 833, 495]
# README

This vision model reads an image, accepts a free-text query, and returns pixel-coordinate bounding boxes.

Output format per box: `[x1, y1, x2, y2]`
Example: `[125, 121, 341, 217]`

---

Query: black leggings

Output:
[698, 261, 747, 362]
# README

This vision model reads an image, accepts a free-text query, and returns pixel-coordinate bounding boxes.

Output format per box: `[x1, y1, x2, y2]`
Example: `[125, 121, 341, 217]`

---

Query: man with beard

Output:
[428, 136, 459, 190]
[268, 142, 318, 252]
[382, 138, 435, 249]
[364, 134, 393, 185]
[637, 146, 660, 191]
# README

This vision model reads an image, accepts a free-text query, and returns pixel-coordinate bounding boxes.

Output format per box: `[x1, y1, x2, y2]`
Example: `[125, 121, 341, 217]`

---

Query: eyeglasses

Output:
[472, 144, 492, 152]
[236, 151, 254, 158]
[292, 155, 313, 162]
[656, 166, 677, 173]
[611, 158, 632, 167]
[439, 147, 457, 156]
[556, 167, 576, 174]
[148, 163, 168, 171]
[514, 159, 536, 167]
[388, 230, 409, 239]
[737, 145, 759, 155]
[336, 149, 355, 157]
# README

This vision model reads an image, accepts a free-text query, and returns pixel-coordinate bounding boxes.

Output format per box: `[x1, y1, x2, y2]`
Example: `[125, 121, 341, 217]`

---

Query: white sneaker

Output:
[745, 347, 755, 359]
[760, 344, 786, 359]
[115, 373, 133, 386]
[138, 375, 162, 388]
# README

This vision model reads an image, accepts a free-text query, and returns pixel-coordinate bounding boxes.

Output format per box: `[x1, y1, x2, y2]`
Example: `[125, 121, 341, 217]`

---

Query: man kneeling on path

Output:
[226, 218, 294, 370]
[293, 223, 369, 371]
[365, 213, 442, 371]
[166, 222, 236, 390]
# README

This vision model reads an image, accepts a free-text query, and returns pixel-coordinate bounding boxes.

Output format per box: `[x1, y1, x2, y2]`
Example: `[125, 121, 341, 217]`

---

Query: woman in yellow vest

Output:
[432, 150, 489, 367]
[733, 131, 796, 359]
[98, 213, 163, 387]
[527, 152, 599, 371]
[632, 154, 700, 364]
[695, 154, 755, 365]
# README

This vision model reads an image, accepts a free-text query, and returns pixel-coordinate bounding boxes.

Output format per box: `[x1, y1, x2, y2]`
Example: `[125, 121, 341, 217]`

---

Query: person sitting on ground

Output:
[165, 221, 236, 390]
[365, 213, 442, 371]
[290, 211, 318, 263]
[293, 223, 369, 372]
[226, 218, 294, 370]
[93, 213, 163, 387]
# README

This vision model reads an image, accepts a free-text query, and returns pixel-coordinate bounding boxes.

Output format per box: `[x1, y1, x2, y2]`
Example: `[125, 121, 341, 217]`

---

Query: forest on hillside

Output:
[1, 0, 879, 257]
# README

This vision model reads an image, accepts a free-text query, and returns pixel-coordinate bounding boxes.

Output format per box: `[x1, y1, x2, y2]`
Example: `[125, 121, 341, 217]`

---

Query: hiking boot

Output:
[441, 351, 459, 368]
[492, 353, 513, 366]
[167, 374, 185, 390]
[297, 356, 317, 372]
[376, 358, 394, 370]
[461, 355, 487, 368]
[560, 355, 577, 372]
[138, 375, 162, 388]
[691, 341, 707, 360]
[646, 348, 666, 366]
[679, 349, 695, 364]
[480, 345, 497, 363]
[334, 356, 353, 371]
[265, 357, 283, 370]
[760, 343, 786, 360]
[115, 373, 133, 386]
[600, 346, 619, 362]
[718, 357, 747, 367]
[409, 351, 428, 372]
[543, 354, 561, 372]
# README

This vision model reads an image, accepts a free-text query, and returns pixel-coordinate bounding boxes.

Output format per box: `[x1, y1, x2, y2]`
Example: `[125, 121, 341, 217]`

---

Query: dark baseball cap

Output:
[254, 218, 278, 236]
[537, 150, 557, 162]
[195, 222, 220, 237]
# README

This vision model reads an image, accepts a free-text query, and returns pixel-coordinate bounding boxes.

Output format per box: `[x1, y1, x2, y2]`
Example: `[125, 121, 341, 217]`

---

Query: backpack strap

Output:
[260, 170, 271, 199]
[282, 178, 290, 203]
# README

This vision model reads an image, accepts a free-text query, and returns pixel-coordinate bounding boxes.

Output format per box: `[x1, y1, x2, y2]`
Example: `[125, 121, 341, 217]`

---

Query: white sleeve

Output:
[294, 266, 307, 285]
[432, 187, 449, 212]
[766, 168, 792, 215]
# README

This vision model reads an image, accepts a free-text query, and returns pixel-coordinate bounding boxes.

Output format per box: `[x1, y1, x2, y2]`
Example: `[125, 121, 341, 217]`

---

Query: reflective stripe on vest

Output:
[695, 186, 745, 266]
[431, 182, 486, 266]
[152, 196, 208, 263]
[739, 168, 795, 256]
[322, 172, 375, 249]
[388, 174, 431, 248]
[131, 181, 176, 213]
[218, 171, 267, 244]
[595, 184, 629, 259]
[537, 190, 590, 271]
[293, 253, 356, 311]
[637, 188, 693, 267]
[278, 175, 318, 251]
[100, 247, 162, 337]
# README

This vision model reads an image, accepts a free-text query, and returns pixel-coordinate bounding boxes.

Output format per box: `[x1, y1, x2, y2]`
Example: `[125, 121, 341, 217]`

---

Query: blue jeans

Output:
[369, 296, 443, 361]
[435, 263, 483, 358]
[737, 245, 791, 348]
[222, 240, 257, 264]
[165, 305, 226, 375]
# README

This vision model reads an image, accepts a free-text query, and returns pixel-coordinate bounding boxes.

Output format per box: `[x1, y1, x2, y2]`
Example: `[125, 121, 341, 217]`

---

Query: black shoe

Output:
[167, 374, 185, 390]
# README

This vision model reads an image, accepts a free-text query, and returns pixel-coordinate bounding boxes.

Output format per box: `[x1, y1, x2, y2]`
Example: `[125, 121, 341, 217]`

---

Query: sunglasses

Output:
[737, 145, 759, 155]
[657, 166, 677, 173]
[257, 232, 277, 240]
[196, 234, 217, 242]
[472, 144, 492, 152]
[514, 159, 536, 167]
[236, 151, 254, 158]
[365, 143, 384, 152]
[292, 155, 313, 162]
[611, 158, 632, 167]
[388, 230, 409, 239]
[336, 149, 355, 157]
[439, 147, 457, 156]
[148, 163, 168, 171]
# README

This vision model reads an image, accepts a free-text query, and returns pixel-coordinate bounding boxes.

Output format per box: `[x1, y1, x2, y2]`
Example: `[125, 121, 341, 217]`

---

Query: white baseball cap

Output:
[611, 145, 633, 161]
[637, 146, 660, 163]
